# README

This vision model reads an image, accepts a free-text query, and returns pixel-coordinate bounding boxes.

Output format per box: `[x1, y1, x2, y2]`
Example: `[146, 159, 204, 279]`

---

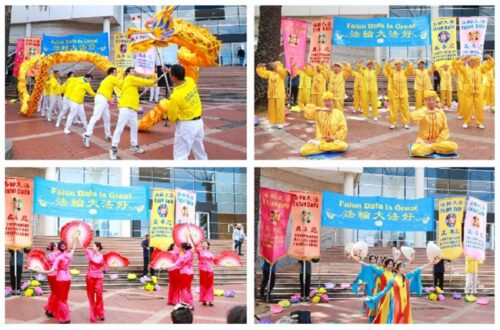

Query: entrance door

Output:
[196, 212, 211, 239]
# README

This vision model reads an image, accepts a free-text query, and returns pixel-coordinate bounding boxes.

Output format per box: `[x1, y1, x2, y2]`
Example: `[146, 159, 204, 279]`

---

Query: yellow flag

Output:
[437, 197, 466, 260]
[431, 17, 457, 66]
[150, 189, 175, 250]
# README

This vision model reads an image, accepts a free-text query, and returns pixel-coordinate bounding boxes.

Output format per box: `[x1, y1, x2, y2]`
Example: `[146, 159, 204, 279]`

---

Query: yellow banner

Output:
[437, 197, 466, 261]
[113, 33, 133, 68]
[150, 189, 175, 250]
[431, 17, 457, 65]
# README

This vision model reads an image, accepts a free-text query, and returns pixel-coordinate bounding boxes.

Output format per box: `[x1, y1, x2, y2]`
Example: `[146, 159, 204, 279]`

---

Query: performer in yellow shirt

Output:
[410, 90, 457, 157]
[305, 64, 327, 108]
[299, 91, 348, 157]
[110, 67, 159, 160]
[483, 68, 495, 107]
[384, 60, 413, 129]
[383, 61, 394, 114]
[293, 63, 312, 110]
[63, 74, 95, 134]
[56, 71, 78, 127]
[83, 67, 121, 147]
[435, 63, 453, 109]
[352, 70, 366, 114]
[358, 60, 381, 120]
[452, 54, 494, 128]
[465, 256, 483, 300]
[46, 70, 62, 122]
[256, 61, 287, 129]
[327, 62, 352, 111]
[411, 60, 434, 110]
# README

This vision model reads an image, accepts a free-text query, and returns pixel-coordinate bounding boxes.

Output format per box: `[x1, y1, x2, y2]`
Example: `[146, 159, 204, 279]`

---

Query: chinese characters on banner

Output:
[13, 37, 41, 77]
[321, 191, 435, 231]
[333, 16, 431, 47]
[459, 17, 488, 57]
[437, 197, 465, 261]
[175, 189, 196, 224]
[150, 189, 175, 250]
[5, 177, 34, 250]
[308, 18, 332, 64]
[32, 177, 149, 220]
[259, 187, 296, 264]
[134, 47, 156, 75]
[288, 191, 322, 260]
[431, 17, 457, 65]
[281, 17, 308, 75]
[463, 197, 487, 260]
[113, 33, 134, 68]
[41, 32, 109, 56]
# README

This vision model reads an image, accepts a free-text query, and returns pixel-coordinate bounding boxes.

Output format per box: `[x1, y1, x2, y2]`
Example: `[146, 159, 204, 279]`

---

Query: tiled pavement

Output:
[255, 107, 494, 160]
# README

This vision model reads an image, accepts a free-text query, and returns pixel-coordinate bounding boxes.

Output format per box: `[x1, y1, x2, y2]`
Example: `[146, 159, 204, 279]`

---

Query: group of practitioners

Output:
[36, 63, 208, 160]
[256, 55, 495, 157]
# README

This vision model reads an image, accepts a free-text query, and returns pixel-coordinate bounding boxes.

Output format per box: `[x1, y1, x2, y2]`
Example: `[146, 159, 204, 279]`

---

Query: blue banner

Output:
[33, 177, 149, 220]
[41, 32, 109, 56]
[321, 191, 435, 231]
[332, 16, 431, 47]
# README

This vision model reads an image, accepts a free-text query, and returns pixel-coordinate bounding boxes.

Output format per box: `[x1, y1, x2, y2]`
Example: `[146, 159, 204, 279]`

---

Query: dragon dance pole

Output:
[154, 45, 172, 95]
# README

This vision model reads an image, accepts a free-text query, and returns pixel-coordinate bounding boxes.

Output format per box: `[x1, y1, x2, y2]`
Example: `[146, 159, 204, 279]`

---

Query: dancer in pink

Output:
[84, 242, 107, 322]
[196, 241, 215, 306]
[44, 242, 61, 318]
[168, 243, 194, 309]
[167, 243, 181, 305]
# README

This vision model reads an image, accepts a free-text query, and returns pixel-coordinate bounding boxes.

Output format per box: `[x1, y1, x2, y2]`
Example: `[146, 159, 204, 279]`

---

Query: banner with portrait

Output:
[175, 188, 196, 224]
[431, 17, 457, 65]
[459, 16, 488, 57]
[150, 189, 175, 250]
[308, 18, 333, 64]
[281, 17, 308, 75]
[437, 197, 466, 261]
[463, 197, 487, 260]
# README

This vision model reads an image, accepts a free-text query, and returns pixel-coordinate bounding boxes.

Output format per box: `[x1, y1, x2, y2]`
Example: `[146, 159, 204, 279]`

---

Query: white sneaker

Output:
[462, 123, 468, 129]
[276, 124, 284, 129]
[457, 116, 463, 120]
[47, 117, 51, 122]
[390, 125, 395, 129]
[83, 134, 90, 148]
[267, 125, 274, 130]
[130, 145, 145, 153]
[109, 147, 118, 160]
[63, 128, 70, 134]
[373, 117, 378, 122]
[404, 124, 410, 129]
[55, 122, 60, 128]
[478, 124, 485, 129]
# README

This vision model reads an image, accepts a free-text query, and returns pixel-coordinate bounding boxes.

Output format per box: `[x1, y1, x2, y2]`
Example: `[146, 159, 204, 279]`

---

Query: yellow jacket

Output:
[483, 69, 495, 87]
[256, 63, 287, 99]
[97, 75, 122, 101]
[61, 76, 80, 97]
[295, 66, 312, 90]
[352, 71, 366, 92]
[411, 66, 434, 91]
[453, 68, 464, 92]
[43, 75, 52, 94]
[328, 64, 352, 98]
[383, 62, 393, 92]
[47, 75, 62, 95]
[67, 77, 96, 104]
[410, 106, 450, 142]
[305, 65, 327, 96]
[167, 77, 202, 122]
[385, 61, 413, 98]
[436, 65, 453, 91]
[304, 105, 347, 141]
[358, 62, 380, 92]
[465, 256, 483, 274]
[452, 57, 495, 94]
[118, 75, 156, 110]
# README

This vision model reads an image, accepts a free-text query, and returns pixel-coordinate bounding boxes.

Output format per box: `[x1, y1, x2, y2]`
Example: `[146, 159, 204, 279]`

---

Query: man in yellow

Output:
[164, 64, 208, 160]
[453, 65, 465, 120]
[411, 60, 434, 109]
[384, 60, 413, 129]
[327, 62, 352, 111]
[351, 69, 366, 114]
[357, 60, 381, 121]
[110, 67, 159, 160]
[83, 67, 121, 147]
[305, 64, 327, 108]
[293, 63, 312, 110]
[63, 73, 95, 134]
[46, 70, 62, 122]
[299, 91, 348, 157]
[452, 54, 495, 128]
[483, 67, 494, 108]
[410, 90, 457, 157]
[435, 63, 453, 110]
[56, 71, 78, 127]
[383, 60, 394, 115]
[256, 61, 287, 129]
[37, 75, 51, 115]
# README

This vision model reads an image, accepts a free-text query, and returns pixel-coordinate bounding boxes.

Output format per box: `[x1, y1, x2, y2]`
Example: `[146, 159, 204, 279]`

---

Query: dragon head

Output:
[145, 5, 176, 40]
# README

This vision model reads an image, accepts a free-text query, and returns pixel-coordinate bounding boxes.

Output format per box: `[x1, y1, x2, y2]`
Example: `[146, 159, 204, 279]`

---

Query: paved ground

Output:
[255, 295, 494, 324]
[6, 284, 246, 324]
[255, 106, 494, 160]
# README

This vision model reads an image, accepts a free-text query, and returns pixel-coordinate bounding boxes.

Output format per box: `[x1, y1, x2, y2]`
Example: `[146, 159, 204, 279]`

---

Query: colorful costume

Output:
[358, 61, 381, 119]
[327, 63, 352, 110]
[196, 247, 215, 304]
[167, 246, 181, 305]
[453, 67, 465, 118]
[46, 74, 62, 121]
[465, 257, 482, 294]
[352, 71, 366, 112]
[383, 63, 393, 112]
[384, 61, 413, 126]
[483, 69, 495, 107]
[170, 249, 194, 307]
[363, 265, 395, 324]
[53, 251, 74, 323]
[56, 76, 80, 127]
[44, 250, 61, 316]
[256, 62, 287, 125]
[411, 62, 434, 109]
[64, 77, 95, 132]
[85, 249, 106, 322]
[352, 264, 381, 322]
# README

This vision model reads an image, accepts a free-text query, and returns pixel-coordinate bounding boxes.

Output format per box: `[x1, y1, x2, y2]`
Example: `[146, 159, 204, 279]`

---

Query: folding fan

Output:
[401, 246, 415, 261]
[214, 250, 242, 267]
[60, 221, 93, 248]
[103, 251, 129, 268]
[27, 254, 50, 272]
[351, 241, 368, 261]
[426, 242, 442, 263]
[173, 223, 204, 247]
[150, 251, 176, 270]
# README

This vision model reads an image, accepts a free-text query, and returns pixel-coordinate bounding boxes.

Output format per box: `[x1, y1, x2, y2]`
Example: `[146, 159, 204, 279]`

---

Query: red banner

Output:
[5, 177, 34, 250]
[281, 17, 308, 76]
[259, 187, 296, 264]
[13, 37, 41, 77]
[13, 39, 25, 77]
[307, 18, 332, 64]
[288, 191, 322, 260]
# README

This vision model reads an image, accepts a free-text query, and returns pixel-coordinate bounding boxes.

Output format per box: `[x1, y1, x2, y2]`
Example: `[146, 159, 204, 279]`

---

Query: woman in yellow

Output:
[411, 60, 434, 110]
[46, 70, 62, 122]
[357, 60, 380, 120]
[299, 91, 348, 157]
[352, 70, 366, 114]
[256, 61, 287, 129]
[384, 60, 413, 129]
[435, 63, 453, 109]
[452, 54, 495, 129]
[327, 62, 352, 111]
[410, 90, 458, 157]
[465, 256, 484, 300]
[483, 68, 495, 107]
[292, 63, 312, 110]
[383, 61, 394, 114]
[453, 65, 465, 120]
[305, 64, 328, 108]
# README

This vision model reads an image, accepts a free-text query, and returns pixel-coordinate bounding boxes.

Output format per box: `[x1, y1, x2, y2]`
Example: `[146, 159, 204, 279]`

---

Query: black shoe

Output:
[208, 302, 214, 307]
[45, 311, 54, 318]
[238, 253, 244, 256]
[59, 321, 71, 324]
[202, 302, 207, 306]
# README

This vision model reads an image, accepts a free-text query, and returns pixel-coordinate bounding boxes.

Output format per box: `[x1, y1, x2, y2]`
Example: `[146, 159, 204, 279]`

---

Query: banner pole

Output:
[266, 262, 273, 303]
[302, 260, 306, 299]
[14, 250, 18, 292]
[154, 46, 172, 95]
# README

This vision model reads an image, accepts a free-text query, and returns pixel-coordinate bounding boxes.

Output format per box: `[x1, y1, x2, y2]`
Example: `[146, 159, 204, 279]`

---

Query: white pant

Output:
[112, 107, 139, 147]
[465, 273, 478, 294]
[174, 119, 208, 160]
[65, 100, 88, 130]
[149, 86, 160, 102]
[47, 95, 62, 119]
[56, 97, 71, 125]
[86, 94, 111, 137]
[39, 93, 48, 115]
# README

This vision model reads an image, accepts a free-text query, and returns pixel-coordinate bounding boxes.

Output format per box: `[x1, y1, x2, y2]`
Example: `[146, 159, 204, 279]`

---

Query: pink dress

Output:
[196, 247, 215, 303]
[44, 250, 61, 314]
[85, 249, 107, 322]
[167, 246, 181, 305]
[170, 249, 194, 307]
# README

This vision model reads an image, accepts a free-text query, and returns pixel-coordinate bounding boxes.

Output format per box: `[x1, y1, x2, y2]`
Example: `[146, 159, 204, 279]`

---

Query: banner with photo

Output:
[41, 32, 109, 55]
[281, 17, 308, 75]
[463, 197, 487, 260]
[134, 47, 156, 75]
[437, 197, 466, 261]
[150, 189, 175, 250]
[113, 33, 134, 68]
[13, 37, 42, 77]
[459, 16, 488, 57]
[308, 18, 333, 64]
[431, 17, 457, 64]
[5, 178, 34, 250]
[288, 191, 322, 260]
[260, 187, 296, 264]
[175, 188, 196, 224]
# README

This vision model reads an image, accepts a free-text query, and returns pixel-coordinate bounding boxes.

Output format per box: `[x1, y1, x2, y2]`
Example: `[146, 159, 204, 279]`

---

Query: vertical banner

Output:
[5, 178, 34, 250]
[459, 17, 488, 57]
[463, 197, 487, 260]
[308, 18, 333, 65]
[114, 33, 134, 68]
[281, 17, 308, 75]
[134, 47, 156, 75]
[150, 189, 175, 250]
[259, 187, 296, 264]
[431, 17, 457, 64]
[13, 40, 25, 78]
[175, 188, 196, 224]
[288, 191, 322, 260]
[13, 37, 41, 77]
[437, 197, 466, 261]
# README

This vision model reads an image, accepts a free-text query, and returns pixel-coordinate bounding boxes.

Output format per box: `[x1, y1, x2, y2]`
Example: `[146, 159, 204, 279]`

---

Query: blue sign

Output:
[333, 16, 431, 47]
[321, 191, 435, 231]
[33, 177, 149, 220]
[41, 33, 109, 56]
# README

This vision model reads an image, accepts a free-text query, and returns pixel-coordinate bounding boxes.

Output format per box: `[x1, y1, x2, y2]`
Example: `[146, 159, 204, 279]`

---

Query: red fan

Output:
[60, 221, 93, 248]
[215, 250, 242, 267]
[27, 254, 50, 272]
[150, 251, 176, 270]
[173, 223, 204, 247]
[104, 251, 129, 268]
[150, 248, 162, 262]
[27, 248, 46, 260]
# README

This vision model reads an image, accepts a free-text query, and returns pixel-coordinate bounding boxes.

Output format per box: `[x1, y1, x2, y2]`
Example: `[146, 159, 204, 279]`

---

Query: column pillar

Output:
[42, 168, 58, 236]
[120, 167, 132, 237]
[414, 167, 426, 247]
[343, 172, 356, 244]
[103, 17, 111, 57]
[25, 23, 32, 37]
